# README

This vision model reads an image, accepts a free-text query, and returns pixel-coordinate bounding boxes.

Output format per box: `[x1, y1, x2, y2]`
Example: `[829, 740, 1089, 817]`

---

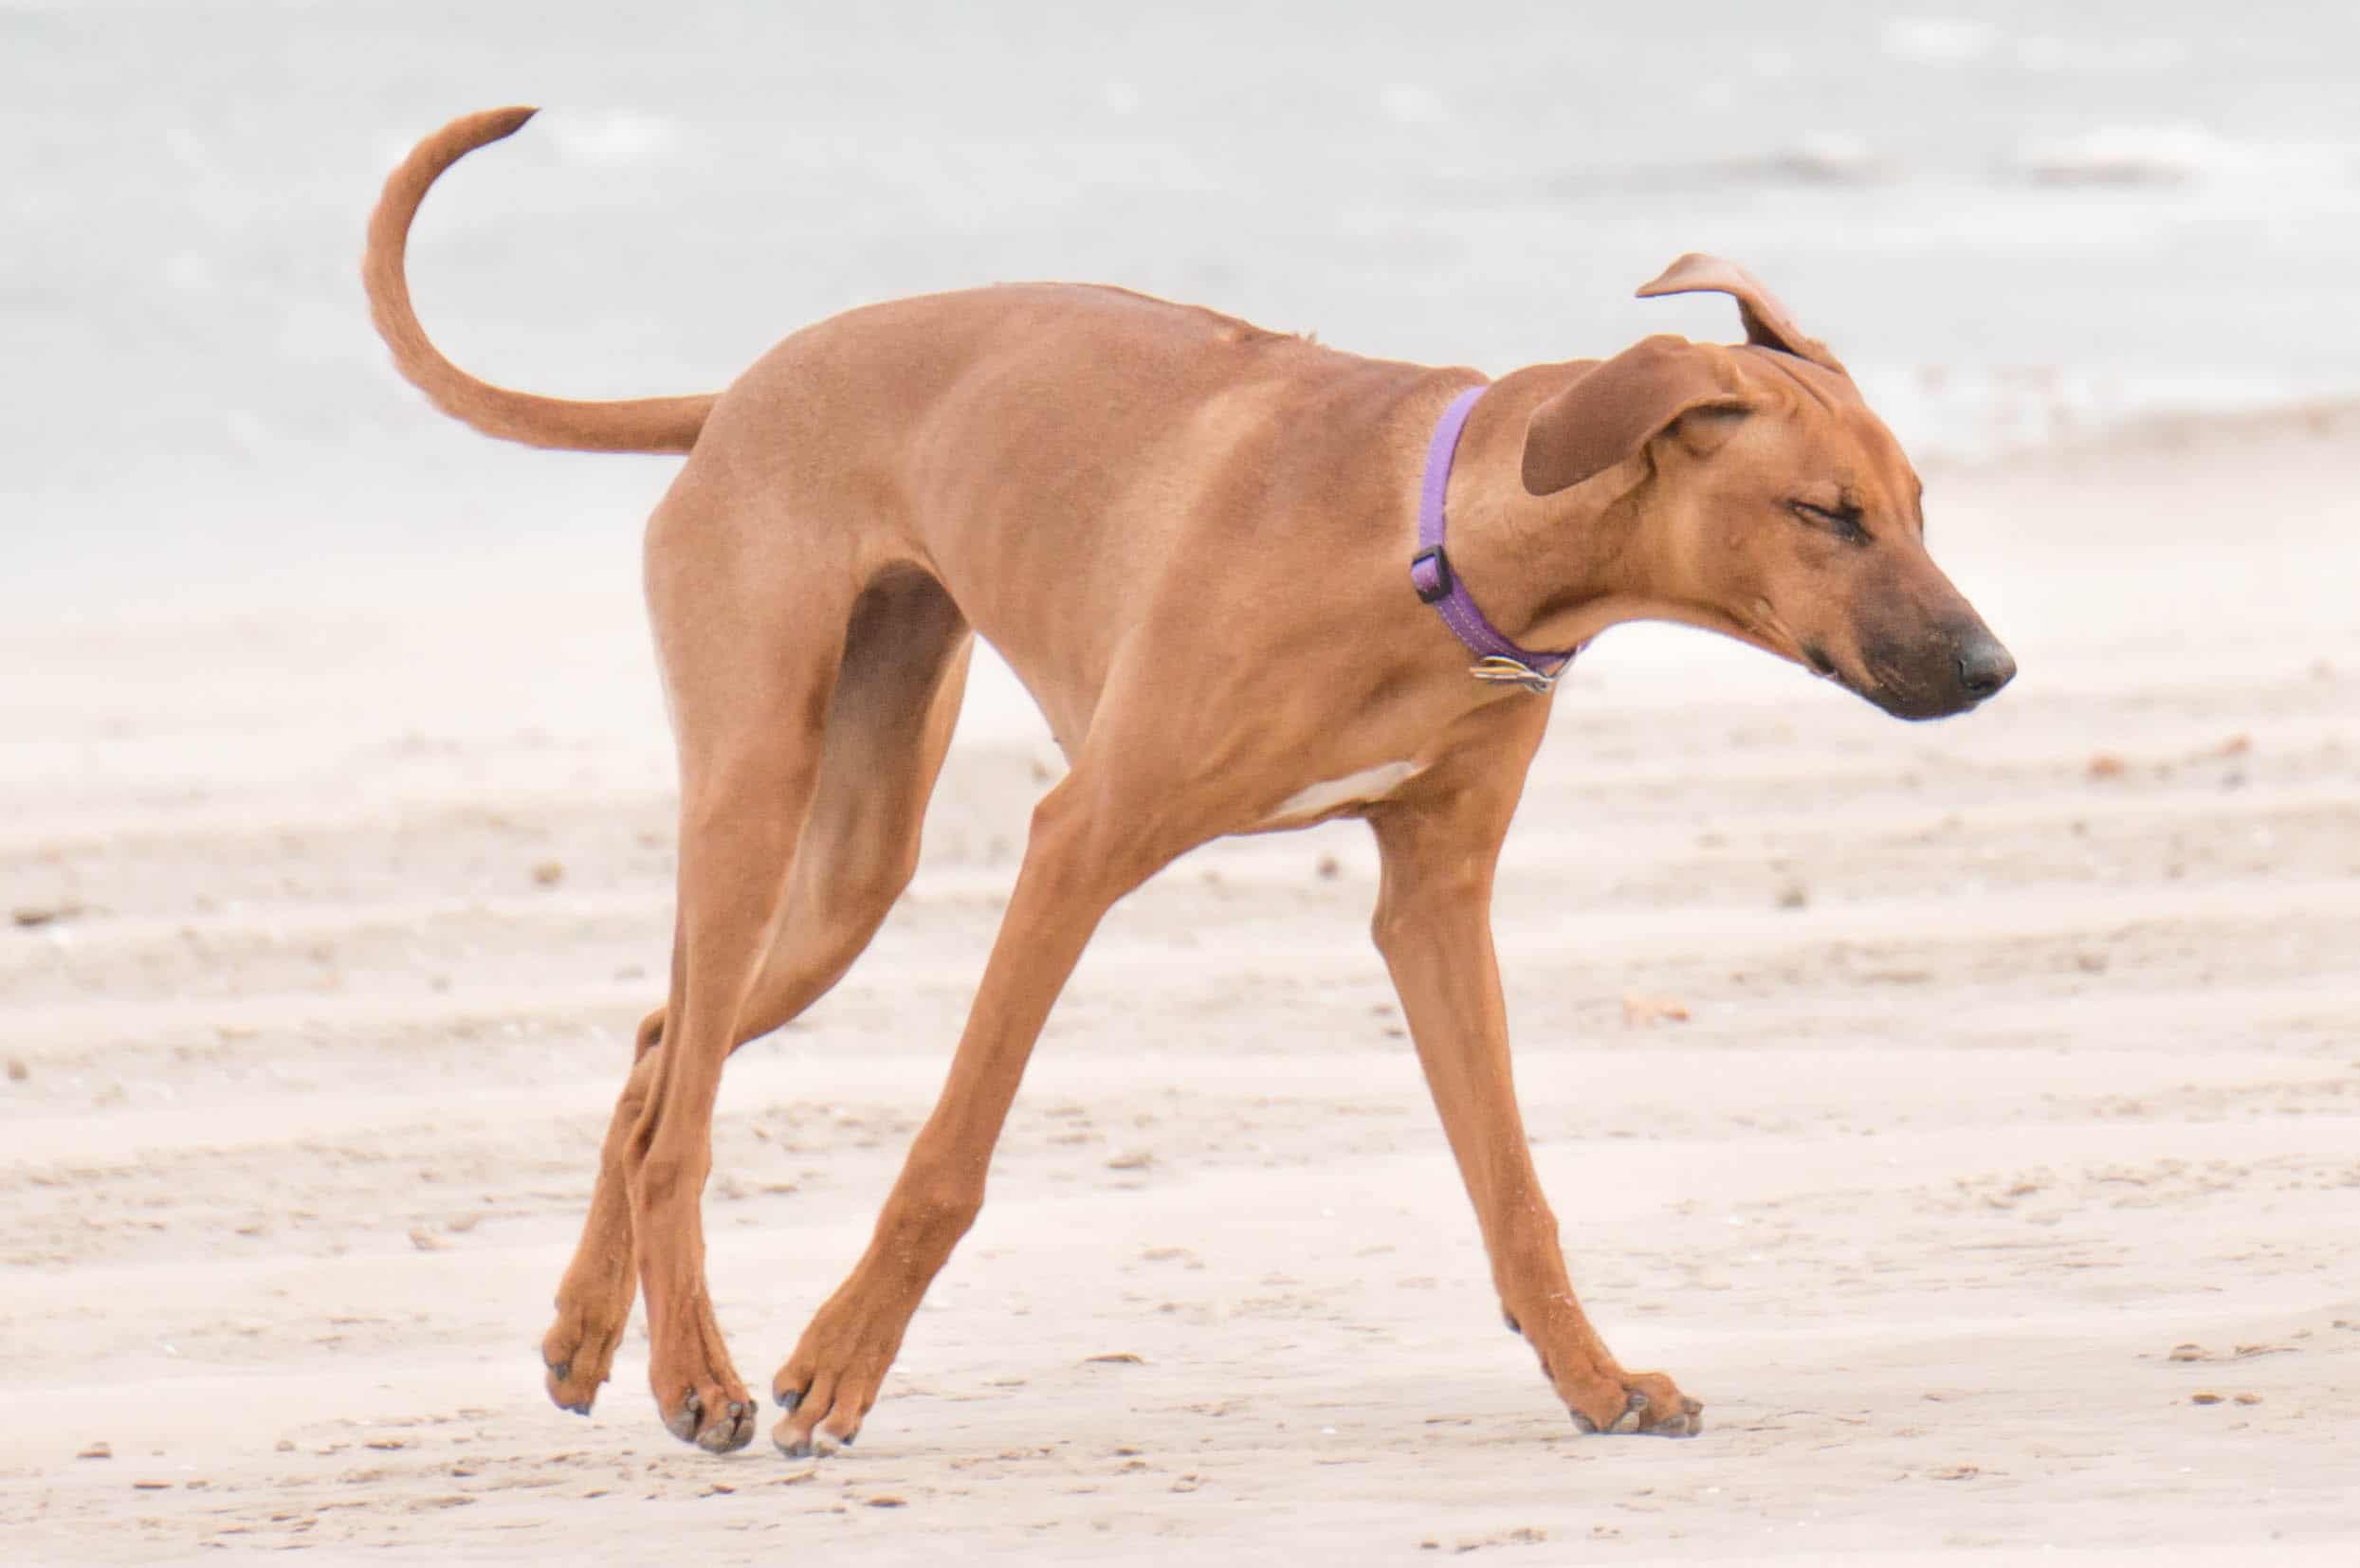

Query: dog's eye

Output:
[1788, 500, 1871, 544]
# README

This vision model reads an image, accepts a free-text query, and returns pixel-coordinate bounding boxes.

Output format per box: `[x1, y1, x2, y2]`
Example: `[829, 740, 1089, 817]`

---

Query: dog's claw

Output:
[773, 1424, 843, 1460]
[664, 1389, 756, 1452]
[1502, 1309, 1521, 1336]
[1570, 1380, 1702, 1438]
[777, 1386, 802, 1413]
[1648, 1405, 1703, 1438]
[694, 1400, 754, 1454]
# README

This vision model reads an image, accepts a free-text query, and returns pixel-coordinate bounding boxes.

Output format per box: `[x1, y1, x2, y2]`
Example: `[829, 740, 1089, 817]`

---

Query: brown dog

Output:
[364, 107, 2014, 1456]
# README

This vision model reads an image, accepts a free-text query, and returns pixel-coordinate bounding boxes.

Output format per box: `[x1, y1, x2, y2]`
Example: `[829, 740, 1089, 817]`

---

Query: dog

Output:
[363, 106, 2015, 1456]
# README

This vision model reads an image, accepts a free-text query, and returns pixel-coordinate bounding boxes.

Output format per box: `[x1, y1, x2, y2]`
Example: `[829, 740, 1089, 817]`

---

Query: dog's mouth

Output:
[1730, 607, 2004, 722]
[1858, 678, 1985, 721]
[1796, 634, 1988, 721]
[1853, 647, 2000, 721]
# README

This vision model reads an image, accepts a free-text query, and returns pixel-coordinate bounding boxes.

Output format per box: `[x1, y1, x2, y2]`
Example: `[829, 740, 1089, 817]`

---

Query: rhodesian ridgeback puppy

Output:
[364, 107, 2015, 1457]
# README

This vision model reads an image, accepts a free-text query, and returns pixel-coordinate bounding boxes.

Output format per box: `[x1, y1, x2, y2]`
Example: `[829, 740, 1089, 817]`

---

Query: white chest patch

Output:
[1260, 761, 1421, 828]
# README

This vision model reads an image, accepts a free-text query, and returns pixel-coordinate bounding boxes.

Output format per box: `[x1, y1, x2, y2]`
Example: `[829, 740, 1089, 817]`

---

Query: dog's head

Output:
[1519, 254, 2013, 720]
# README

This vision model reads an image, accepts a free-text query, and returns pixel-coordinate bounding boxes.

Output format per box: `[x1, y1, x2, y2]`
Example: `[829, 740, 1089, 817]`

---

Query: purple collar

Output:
[1408, 385, 1581, 695]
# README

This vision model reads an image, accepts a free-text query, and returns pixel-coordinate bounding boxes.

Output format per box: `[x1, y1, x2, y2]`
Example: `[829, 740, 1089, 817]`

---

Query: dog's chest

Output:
[1257, 760, 1421, 829]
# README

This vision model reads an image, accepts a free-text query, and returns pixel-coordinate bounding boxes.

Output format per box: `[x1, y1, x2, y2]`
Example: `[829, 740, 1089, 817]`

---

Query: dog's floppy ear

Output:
[1636, 253, 1846, 375]
[1521, 335, 1750, 497]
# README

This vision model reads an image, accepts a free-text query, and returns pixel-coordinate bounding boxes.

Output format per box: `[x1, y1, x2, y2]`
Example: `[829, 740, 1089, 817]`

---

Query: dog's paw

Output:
[646, 1310, 757, 1453]
[1565, 1371, 1703, 1438]
[540, 1308, 623, 1416]
[769, 1294, 910, 1457]
[660, 1385, 759, 1454]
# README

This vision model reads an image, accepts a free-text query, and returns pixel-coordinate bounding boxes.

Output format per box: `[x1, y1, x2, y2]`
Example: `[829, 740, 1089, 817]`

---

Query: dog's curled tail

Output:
[362, 106, 715, 454]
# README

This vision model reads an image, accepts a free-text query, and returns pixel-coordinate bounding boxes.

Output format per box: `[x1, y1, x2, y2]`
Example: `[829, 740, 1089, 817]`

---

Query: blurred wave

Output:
[4, 0, 2355, 597]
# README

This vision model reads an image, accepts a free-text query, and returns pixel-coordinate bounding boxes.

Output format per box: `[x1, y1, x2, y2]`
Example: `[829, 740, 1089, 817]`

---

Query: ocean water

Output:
[4, 0, 2356, 601]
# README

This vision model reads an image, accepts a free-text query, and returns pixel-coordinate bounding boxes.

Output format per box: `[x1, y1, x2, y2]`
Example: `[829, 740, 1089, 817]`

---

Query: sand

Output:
[4, 410, 2358, 1564]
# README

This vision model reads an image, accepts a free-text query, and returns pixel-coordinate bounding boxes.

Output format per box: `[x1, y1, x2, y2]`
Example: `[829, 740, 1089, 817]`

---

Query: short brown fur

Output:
[364, 108, 2013, 1455]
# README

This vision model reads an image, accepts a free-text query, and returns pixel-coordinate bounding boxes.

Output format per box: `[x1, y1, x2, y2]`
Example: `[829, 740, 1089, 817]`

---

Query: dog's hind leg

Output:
[594, 465, 879, 1453]
[542, 1040, 663, 1416]
[639, 571, 974, 1053]
[541, 568, 971, 1431]
[541, 575, 968, 1418]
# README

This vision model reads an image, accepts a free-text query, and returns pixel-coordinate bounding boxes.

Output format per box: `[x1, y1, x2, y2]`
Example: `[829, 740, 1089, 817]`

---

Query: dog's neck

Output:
[1430, 370, 1658, 660]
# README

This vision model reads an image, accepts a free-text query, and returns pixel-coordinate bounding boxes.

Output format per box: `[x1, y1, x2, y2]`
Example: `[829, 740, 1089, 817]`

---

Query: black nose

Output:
[1955, 633, 2017, 701]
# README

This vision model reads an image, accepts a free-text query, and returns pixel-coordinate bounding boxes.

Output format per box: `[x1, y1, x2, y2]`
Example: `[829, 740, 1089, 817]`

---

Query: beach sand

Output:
[3, 403, 2357, 1564]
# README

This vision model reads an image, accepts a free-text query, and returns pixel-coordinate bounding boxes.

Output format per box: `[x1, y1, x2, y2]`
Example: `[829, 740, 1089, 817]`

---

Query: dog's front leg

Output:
[769, 769, 1191, 1456]
[1368, 785, 1703, 1439]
